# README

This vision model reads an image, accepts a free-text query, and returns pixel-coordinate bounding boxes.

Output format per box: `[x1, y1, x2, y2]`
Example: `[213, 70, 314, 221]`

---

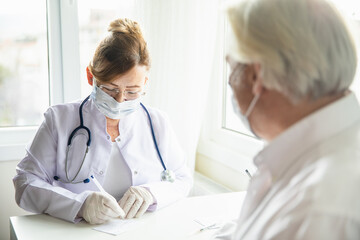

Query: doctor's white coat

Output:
[13, 98, 192, 222]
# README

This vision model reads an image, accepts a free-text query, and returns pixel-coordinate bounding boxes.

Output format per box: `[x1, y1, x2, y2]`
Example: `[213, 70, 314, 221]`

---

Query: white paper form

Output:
[93, 218, 144, 235]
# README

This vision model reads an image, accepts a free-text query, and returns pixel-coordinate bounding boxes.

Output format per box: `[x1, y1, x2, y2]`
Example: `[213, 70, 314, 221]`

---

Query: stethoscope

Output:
[53, 96, 176, 184]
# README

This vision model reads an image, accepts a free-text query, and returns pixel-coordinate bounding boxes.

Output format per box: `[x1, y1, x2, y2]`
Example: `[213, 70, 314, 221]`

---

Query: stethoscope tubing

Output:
[54, 96, 167, 184]
[67, 95, 91, 146]
[140, 102, 167, 171]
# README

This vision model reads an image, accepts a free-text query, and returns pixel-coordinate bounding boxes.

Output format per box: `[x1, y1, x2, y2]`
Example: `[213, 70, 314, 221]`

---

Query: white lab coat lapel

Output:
[118, 107, 165, 185]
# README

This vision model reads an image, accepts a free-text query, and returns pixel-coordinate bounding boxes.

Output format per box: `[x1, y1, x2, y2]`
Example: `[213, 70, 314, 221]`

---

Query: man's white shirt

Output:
[215, 93, 360, 239]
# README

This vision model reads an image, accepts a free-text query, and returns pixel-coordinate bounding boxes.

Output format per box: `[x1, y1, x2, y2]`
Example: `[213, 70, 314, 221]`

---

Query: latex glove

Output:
[118, 186, 154, 219]
[80, 192, 125, 224]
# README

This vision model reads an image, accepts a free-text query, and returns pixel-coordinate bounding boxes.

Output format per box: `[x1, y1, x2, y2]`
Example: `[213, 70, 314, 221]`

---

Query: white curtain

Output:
[134, 0, 220, 171]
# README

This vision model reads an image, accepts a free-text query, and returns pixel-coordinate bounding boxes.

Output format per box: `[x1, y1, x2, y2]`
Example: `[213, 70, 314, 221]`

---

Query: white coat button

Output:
[106, 136, 110, 140]
[116, 138, 121, 142]
[99, 171, 104, 175]
[134, 171, 138, 175]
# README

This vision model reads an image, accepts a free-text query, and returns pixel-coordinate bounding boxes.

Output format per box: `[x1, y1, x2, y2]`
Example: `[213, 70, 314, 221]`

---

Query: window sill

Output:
[0, 127, 37, 161]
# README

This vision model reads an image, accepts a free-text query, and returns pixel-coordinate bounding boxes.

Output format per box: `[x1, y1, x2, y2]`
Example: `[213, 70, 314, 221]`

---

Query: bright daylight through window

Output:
[0, 0, 49, 127]
[222, 0, 360, 137]
[77, 0, 137, 98]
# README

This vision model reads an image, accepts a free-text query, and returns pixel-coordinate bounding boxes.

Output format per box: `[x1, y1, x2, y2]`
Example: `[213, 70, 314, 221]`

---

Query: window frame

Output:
[198, 4, 360, 174]
[0, 0, 81, 161]
[197, 12, 263, 173]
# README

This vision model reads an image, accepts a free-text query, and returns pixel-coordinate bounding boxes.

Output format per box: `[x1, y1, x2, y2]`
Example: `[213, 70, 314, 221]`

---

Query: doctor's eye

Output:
[124, 90, 145, 100]
[99, 85, 120, 95]
[125, 92, 139, 100]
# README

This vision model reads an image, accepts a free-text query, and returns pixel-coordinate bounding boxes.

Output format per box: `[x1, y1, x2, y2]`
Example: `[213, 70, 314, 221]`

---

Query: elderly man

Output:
[215, 0, 360, 239]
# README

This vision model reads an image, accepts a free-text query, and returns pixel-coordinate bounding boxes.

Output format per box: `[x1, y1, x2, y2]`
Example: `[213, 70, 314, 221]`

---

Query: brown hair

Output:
[88, 18, 150, 82]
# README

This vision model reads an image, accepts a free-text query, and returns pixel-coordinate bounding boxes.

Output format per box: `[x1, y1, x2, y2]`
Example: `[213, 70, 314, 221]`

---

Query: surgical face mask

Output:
[90, 81, 140, 119]
[231, 93, 261, 138]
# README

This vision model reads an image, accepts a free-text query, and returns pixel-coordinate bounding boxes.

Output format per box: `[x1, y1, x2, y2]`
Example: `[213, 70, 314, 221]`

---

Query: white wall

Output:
[195, 153, 250, 192]
[0, 160, 31, 240]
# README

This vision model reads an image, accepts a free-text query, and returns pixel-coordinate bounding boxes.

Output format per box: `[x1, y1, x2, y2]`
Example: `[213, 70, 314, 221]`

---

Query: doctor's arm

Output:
[13, 108, 91, 223]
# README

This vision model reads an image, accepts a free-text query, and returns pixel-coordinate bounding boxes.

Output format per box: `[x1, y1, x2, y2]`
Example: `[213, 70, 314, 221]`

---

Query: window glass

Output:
[223, 67, 254, 137]
[77, 0, 137, 98]
[0, 0, 49, 127]
[222, 20, 254, 137]
[223, 2, 360, 136]
[333, 1, 360, 97]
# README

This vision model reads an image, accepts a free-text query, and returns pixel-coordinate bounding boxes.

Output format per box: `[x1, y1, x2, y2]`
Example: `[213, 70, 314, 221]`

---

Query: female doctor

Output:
[13, 18, 192, 224]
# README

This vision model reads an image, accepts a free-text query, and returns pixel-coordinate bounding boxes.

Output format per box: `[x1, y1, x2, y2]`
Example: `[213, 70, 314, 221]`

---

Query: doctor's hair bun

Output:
[89, 18, 150, 83]
[108, 18, 142, 37]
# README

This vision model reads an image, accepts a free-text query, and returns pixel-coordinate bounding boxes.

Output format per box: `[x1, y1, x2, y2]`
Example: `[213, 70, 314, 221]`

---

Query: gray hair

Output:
[227, 0, 357, 103]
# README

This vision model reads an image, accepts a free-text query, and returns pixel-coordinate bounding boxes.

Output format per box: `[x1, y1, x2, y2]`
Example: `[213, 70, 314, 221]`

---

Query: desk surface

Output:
[10, 192, 246, 240]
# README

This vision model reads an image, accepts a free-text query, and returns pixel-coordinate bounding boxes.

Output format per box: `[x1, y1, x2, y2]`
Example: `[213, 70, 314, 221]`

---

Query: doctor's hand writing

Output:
[118, 186, 154, 219]
[79, 192, 125, 224]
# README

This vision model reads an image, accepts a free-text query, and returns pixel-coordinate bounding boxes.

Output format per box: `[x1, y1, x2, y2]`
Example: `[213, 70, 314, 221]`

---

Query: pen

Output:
[245, 169, 252, 179]
[194, 220, 220, 232]
[200, 223, 219, 231]
[91, 175, 106, 193]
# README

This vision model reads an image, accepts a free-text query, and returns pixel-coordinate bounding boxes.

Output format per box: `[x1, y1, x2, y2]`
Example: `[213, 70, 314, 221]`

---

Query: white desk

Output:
[10, 192, 246, 240]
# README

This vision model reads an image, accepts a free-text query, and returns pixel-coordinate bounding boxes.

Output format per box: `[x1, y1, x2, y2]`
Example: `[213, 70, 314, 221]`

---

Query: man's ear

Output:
[86, 67, 93, 86]
[252, 63, 264, 95]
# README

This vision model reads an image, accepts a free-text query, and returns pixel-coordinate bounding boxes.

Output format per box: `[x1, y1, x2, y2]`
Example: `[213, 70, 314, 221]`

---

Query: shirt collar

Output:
[254, 92, 360, 180]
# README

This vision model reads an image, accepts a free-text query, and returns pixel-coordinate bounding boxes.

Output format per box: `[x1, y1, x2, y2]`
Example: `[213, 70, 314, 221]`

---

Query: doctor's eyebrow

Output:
[126, 85, 141, 88]
[107, 82, 141, 88]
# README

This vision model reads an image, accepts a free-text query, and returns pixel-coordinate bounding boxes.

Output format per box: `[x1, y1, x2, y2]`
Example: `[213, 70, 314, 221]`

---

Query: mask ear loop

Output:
[245, 93, 260, 118]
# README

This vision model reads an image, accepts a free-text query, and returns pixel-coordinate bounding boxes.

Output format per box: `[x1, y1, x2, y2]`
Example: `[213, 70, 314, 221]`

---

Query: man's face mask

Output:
[228, 58, 261, 138]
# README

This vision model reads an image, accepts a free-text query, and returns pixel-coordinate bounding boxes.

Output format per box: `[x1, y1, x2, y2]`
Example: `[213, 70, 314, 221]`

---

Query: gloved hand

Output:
[118, 186, 154, 219]
[79, 191, 125, 224]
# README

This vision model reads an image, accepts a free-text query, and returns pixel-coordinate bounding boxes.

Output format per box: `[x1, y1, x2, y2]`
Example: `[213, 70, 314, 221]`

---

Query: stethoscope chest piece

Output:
[161, 169, 176, 183]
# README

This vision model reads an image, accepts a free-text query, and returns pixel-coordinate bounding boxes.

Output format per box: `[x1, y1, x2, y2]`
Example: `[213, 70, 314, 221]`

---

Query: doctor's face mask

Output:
[90, 78, 141, 119]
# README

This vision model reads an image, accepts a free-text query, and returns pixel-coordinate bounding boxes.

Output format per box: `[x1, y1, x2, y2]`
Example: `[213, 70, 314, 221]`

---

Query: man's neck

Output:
[253, 91, 348, 141]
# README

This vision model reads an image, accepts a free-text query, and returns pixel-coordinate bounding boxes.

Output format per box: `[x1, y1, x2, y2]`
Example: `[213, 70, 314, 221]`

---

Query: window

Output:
[223, 56, 254, 137]
[199, 1, 360, 173]
[222, 2, 360, 136]
[0, 0, 81, 161]
[0, 0, 49, 127]
[0, 0, 142, 161]
[333, 1, 360, 97]
[77, 0, 138, 98]
[197, 12, 262, 175]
